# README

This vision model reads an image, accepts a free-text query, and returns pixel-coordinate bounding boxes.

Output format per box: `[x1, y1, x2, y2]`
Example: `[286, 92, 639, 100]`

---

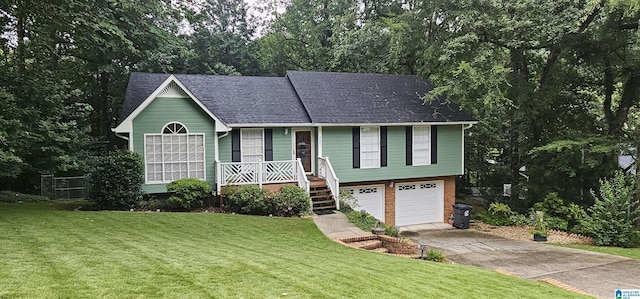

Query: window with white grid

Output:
[144, 123, 205, 183]
[412, 126, 431, 165]
[241, 128, 264, 162]
[360, 127, 380, 168]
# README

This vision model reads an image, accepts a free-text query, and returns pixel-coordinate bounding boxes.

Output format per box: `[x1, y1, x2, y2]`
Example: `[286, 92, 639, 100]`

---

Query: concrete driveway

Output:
[402, 228, 640, 299]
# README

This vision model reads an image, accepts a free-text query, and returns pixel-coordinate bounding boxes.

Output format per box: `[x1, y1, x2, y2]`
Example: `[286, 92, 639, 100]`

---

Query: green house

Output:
[113, 71, 476, 226]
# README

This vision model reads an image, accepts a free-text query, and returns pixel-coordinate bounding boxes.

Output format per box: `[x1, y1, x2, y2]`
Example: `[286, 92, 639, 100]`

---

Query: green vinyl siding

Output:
[218, 127, 293, 162]
[322, 125, 463, 183]
[132, 97, 216, 193]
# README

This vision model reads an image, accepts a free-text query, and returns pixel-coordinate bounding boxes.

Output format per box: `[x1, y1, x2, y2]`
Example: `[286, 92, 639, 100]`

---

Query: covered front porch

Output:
[215, 157, 340, 211]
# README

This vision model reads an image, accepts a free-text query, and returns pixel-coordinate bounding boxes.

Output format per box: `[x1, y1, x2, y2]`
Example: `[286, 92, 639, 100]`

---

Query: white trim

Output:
[317, 126, 323, 157]
[360, 126, 380, 169]
[143, 131, 207, 184]
[162, 121, 189, 134]
[157, 81, 189, 98]
[227, 121, 477, 128]
[113, 75, 230, 134]
[291, 128, 315, 175]
[461, 124, 474, 175]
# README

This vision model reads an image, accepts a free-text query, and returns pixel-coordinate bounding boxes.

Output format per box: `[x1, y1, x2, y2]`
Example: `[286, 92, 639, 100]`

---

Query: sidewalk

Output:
[312, 211, 372, 239]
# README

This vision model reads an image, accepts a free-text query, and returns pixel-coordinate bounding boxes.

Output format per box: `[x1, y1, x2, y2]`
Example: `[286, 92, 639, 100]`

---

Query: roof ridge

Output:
[285, 71, 315, 124]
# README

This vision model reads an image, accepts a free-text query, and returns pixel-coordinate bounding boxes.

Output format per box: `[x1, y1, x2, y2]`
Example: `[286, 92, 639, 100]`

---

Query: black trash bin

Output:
[453, 204, 472, 229]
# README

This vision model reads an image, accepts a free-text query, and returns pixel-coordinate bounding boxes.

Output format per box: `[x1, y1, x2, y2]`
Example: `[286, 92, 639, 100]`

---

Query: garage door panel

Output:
[340, 184, 385, 222]
[395, 181, 443, 226]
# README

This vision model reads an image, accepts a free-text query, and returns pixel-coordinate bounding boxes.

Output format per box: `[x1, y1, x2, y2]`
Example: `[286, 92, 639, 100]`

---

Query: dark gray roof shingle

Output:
[174, 74, 310, 124]
[120, 72, 171, 121]
[286, 71, 474, 123]
[118, 71, 475, 126]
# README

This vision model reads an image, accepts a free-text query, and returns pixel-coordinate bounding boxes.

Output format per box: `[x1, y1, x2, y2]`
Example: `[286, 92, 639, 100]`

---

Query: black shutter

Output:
[264, 129, 273, 161]
[431, 126, 438, 164]
[352, 127, 360, 168]
[231, 129, 241, 162]
[405, 126, 412, 165]
[380, 126, 387, 167]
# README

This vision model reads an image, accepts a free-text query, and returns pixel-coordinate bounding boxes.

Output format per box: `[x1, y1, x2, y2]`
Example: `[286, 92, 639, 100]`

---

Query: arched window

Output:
[162, 122, 187, 134]
[144, 122, 205, 183]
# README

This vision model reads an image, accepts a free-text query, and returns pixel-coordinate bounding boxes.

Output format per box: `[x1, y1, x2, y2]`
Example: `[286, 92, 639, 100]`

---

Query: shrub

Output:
[425, 249, 446, 262]
[509, 213, 529, 227]
[88, 149, 144, 210]
[581, 171, 640, 247]
[0, 191, 49, 202]
[479, 203, 515, 226]
[272, 185, 311, 217]
[338, 190, 358, 212]
[532, 192, 586, 232]
[224, 185, 272, 215]
[223, 185, 310, 217]
[166, 178, 212, 210]
[345, 209, 380, 231]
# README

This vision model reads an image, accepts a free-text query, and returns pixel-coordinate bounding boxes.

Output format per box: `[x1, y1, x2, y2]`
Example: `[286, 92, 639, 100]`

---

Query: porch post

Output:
[258, 161, 263, 188]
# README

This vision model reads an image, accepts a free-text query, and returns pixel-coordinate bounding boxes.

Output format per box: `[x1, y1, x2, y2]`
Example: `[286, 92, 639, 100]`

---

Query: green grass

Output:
[555, 244, 640, 260]
[0, 202, 589, 299]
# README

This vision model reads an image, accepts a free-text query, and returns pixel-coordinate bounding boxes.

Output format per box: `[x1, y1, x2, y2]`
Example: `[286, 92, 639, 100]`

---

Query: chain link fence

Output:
[41, 174, 88, 200]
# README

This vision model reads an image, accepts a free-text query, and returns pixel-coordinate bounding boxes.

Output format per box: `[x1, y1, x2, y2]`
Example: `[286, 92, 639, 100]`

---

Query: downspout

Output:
[462, 123, 474, 130]
[215, 130, 231, 193]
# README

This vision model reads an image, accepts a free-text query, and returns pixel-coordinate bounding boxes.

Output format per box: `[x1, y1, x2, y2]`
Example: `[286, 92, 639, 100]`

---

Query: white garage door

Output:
[395, 181, 444, 226]
[340, 185, 385, 222]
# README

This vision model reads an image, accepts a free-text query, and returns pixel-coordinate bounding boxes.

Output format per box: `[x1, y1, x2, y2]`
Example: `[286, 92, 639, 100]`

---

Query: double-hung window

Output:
[412, 126, 431, 165]
[360, 127, 380, 168]
[144, 122, 205, 183]
[241, 128, 264, 162]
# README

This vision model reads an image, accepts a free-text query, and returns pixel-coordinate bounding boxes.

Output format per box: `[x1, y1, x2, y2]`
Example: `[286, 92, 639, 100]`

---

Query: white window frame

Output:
[144, 122, 206, 184]
[360, 126, 380, 169]
[240, 128, 264, 162]
[412, 125, 431, 166]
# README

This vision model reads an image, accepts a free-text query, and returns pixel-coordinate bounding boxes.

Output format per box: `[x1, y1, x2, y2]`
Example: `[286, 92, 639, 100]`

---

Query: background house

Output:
[114, 71, 476, 226]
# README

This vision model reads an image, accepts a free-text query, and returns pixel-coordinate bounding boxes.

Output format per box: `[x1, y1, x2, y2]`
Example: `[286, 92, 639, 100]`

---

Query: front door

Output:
[295, 131, 312, 173]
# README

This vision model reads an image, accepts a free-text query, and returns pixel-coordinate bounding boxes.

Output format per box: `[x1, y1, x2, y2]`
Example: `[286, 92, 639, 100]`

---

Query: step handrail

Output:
[317, 156, 340, 210]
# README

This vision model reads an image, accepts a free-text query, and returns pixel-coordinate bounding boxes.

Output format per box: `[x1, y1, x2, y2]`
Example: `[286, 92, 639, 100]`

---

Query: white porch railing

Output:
[216, 160, 309, 192]
[295, 158, 310, 194]
[318, 156, 340, 209]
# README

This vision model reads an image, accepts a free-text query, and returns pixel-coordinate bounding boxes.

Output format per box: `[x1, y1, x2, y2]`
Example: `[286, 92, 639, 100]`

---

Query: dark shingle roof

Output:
[174, 74, 310, 124]
[119, 72, 310, 124]
[118, 71, 475, 126]
[120, 72, 171, 121]
[286, 71, 474, 123]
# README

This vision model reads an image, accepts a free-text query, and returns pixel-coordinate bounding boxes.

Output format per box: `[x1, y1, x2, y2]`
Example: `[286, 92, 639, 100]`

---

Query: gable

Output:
[114, 74, 229, 134]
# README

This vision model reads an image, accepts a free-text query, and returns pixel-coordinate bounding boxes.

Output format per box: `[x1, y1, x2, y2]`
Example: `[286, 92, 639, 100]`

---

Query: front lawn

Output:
[0, 202, 588, 298]
[555, 244, 640, 260]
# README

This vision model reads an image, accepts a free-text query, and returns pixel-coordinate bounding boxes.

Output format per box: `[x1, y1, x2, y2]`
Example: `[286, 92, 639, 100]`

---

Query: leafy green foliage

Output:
[338, 190, 358, 212]
[344, 209, 380, 232]
[529, 211, 548, 237]
[273, 185, 311, 217]
[166, 178, 212, 210]
[88, 150, 144, 210]
[425, 249, 447, 262]
[223, 185, 310, 217]
[478, 203, 515, 226]
[582, 172, 640, 247]
[0, 191, 49, 203]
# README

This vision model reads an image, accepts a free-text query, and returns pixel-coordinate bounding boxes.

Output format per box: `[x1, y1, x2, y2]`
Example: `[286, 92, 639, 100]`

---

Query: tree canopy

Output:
[2, 0, 640, 209]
